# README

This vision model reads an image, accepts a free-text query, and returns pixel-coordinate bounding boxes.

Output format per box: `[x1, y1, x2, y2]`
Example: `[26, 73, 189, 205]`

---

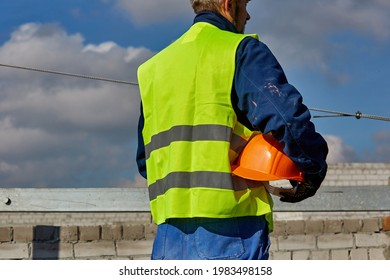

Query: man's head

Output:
[190, 0, 251, 33]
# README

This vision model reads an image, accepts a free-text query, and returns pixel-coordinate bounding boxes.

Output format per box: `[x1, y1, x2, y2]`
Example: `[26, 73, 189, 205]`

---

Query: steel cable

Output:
[0, 63, 138, 86]
[309, 108, 390, 122]
[1, 62, 389, 122]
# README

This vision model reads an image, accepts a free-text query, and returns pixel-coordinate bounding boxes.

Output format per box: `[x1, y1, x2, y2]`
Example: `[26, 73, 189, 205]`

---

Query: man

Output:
[137, 0, 328, 260]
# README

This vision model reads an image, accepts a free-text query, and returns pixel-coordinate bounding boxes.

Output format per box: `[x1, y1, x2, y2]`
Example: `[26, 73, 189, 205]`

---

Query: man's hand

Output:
[279, 180, 319, 203]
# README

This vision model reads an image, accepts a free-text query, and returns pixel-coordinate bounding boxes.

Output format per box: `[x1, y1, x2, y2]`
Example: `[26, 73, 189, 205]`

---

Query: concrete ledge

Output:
[1, 186, 390, 212]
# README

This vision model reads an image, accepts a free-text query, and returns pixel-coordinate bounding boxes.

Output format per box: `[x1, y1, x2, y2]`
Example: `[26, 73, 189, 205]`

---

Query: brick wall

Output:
[267, 163, 390, 189]
[0, 222, 156, 260]
[269, 216, 390, 260]
[0, 214, 389, 260]
[321, 163, 390, 187]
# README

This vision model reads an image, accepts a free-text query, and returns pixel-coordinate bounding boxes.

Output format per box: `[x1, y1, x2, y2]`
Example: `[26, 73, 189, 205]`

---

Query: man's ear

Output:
[224, 0, 233, 13]
[222, 0, 235, 22]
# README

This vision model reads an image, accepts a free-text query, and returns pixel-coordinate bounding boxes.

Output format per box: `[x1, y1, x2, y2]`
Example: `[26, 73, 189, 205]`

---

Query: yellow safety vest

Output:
[138, 22, 273, 229]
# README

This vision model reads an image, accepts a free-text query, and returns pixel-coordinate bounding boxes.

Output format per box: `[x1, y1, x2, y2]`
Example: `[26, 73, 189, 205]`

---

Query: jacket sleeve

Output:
[233, 37, 328, 184]
[136, 103, 147, 179]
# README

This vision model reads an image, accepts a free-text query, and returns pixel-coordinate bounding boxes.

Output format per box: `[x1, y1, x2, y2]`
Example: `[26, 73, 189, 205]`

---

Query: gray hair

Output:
[190, 0, 224, 14]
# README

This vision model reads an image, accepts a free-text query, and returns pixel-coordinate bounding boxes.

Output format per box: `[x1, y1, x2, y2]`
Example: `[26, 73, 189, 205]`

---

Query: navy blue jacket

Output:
[137, 11, 328, 185]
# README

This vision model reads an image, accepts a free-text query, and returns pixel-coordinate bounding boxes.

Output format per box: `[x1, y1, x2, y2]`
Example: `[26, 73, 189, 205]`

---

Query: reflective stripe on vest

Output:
[138, 22, 273, 227]
[145, 123, 255, 161]
[145, 124, 231, 160]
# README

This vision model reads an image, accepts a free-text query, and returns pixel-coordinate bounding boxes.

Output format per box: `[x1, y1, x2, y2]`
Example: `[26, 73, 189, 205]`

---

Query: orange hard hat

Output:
[231, 134, 304, 182]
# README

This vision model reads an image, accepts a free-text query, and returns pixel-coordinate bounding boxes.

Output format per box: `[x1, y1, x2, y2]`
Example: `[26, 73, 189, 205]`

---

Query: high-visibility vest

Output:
[138, 22, 273, 229]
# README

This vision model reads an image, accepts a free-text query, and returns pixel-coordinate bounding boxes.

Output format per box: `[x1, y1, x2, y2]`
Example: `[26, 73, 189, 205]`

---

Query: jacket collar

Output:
[193, 11, 238, 33]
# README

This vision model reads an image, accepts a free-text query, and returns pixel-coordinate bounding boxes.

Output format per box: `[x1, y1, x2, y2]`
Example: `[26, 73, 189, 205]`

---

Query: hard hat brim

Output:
[232, 165, 304, 182]
[232, 165, 281, 181]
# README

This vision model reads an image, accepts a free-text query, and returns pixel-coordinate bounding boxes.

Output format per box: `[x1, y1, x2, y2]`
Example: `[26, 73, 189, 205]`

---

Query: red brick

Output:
[0, 227, 12, 242]
[383, 216, 390, 232]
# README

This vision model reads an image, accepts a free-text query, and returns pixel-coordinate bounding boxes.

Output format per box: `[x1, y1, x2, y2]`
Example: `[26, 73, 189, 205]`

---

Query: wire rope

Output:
[309, 108, 390, 122]
[1, 62, 389, 122]
[0, 63, 138, 86]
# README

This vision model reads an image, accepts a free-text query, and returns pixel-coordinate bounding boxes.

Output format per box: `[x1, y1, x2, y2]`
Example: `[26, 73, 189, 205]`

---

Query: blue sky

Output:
[0, 0, 389, 188]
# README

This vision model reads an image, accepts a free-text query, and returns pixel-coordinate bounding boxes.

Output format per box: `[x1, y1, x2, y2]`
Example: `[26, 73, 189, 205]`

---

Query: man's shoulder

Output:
[239, 35, 267, 49]
[237, 36, 271, 58]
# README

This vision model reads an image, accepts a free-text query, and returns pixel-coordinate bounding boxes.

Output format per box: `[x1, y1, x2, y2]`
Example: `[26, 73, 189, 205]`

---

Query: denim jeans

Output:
[151, 216, 270, 260]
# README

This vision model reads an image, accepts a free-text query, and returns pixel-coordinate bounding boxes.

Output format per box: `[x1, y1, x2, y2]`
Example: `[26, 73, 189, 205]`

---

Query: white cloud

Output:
[372, 130, 390, 163]
[0, 23, 153, 187]
[83, 41, 118, 53]
[323, 134, 356, 163]
[323, 130, 390, 164]
[247, 0, 390, 80]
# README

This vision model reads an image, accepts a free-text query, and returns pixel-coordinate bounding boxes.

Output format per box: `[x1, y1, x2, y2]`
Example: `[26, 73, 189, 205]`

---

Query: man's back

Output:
[138, 21, 272, 226]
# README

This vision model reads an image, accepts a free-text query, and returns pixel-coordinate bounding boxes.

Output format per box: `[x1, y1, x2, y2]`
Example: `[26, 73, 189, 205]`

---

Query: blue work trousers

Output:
[151, 216, 270, 260]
